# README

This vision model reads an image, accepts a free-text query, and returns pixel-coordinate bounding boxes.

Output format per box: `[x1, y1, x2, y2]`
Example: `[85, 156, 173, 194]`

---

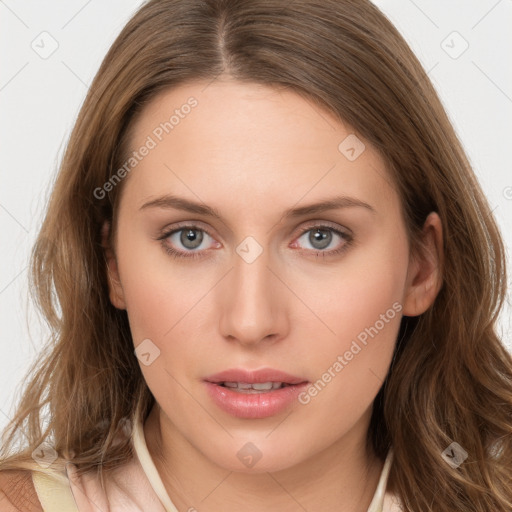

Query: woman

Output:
[1, 0, 511, 511]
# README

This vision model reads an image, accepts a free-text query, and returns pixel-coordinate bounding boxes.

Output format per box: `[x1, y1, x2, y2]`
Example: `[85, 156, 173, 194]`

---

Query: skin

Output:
[104, 79, 443, 512]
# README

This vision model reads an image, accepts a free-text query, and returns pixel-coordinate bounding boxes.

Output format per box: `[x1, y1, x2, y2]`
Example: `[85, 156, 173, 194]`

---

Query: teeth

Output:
[222, 381, 286, 391]
[253, 382, 275, 391]
[224, 382, 253, 389]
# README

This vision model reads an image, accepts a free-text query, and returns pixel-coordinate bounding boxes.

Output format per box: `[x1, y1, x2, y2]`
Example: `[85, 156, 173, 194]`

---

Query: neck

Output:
[143, 404, 384, 512]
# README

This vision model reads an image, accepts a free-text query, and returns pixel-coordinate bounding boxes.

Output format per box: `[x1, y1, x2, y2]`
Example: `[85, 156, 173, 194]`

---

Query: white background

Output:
[1, 0, 511, 433]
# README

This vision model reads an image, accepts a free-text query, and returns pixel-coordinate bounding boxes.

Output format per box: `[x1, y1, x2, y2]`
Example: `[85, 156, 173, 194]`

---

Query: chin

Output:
[201, 436, 312, 474]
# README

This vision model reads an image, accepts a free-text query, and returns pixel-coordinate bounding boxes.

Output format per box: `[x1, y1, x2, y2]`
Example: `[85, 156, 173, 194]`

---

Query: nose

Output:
[218, 244, 289, 348]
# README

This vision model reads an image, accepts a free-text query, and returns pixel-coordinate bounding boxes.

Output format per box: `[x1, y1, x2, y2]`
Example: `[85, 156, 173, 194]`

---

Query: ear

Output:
[101, 221, 127, 310]
[402, 212, 443, 316]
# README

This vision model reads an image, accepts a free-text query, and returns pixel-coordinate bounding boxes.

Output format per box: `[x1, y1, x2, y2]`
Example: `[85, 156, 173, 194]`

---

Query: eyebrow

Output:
[139, 194, 376, 218]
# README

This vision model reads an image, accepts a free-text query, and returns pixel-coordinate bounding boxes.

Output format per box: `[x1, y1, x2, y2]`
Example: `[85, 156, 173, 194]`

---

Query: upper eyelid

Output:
[160, 222, 350, 249]
[159, 220, 214, 237]
[297, 221, 350, 235]
[160, 220, 349, 237]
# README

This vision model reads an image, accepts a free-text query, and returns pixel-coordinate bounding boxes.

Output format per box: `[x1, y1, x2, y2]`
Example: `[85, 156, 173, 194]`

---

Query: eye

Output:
[157, 223, 353, 260]
[293, 224, 353, 256]
[158, 225, 218, 259]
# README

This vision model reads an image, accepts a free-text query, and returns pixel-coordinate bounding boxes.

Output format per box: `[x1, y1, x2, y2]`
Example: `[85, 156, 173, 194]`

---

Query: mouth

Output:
[204, 367, 308, 389]
[203, 367, 309, 418]
[214, 381, 297, 393]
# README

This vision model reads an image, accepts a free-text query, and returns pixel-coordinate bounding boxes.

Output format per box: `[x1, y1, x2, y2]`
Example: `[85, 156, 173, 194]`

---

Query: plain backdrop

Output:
[1, 0, 511, 433]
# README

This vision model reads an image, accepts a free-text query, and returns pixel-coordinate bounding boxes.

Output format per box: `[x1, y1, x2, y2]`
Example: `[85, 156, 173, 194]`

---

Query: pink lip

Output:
[204, 367, 307, 385]
[204, 367, 309, 419]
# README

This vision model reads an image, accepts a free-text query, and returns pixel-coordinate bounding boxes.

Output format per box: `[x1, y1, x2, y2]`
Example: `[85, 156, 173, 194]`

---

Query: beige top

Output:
[32, 418, 403, 511]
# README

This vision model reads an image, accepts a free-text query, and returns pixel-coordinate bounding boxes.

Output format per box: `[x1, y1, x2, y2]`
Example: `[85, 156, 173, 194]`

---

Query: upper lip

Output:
[205, 368, 308, 385]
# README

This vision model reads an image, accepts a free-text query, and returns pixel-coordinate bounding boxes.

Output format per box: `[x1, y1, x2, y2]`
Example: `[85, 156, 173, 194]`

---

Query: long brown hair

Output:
[1, 0, 511, 510]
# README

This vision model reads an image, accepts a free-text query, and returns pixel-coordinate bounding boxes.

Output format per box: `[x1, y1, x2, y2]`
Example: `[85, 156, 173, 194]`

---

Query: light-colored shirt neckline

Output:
[131, 415, 397, 512]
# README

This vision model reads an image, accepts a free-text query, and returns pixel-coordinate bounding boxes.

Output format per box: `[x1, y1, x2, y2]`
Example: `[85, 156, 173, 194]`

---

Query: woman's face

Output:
[106, 79, 439, 472]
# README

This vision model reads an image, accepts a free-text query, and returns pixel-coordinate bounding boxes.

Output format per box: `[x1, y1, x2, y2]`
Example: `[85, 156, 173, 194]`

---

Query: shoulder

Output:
[0, 470, 43, 512]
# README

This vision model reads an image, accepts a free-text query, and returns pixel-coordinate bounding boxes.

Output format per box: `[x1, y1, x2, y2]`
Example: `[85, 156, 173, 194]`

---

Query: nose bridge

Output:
[218, 238, 286, 345]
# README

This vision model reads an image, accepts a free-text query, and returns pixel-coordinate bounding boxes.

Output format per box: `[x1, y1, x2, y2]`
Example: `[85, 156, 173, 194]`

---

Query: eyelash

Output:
[157, 223, 354, 260]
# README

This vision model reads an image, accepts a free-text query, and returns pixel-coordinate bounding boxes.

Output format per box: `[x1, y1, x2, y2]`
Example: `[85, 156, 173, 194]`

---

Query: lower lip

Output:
[204, 382, 309, 419]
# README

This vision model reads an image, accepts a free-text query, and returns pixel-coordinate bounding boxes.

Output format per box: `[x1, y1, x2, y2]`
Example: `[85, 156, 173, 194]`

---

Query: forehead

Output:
[119, 80, 398, 223]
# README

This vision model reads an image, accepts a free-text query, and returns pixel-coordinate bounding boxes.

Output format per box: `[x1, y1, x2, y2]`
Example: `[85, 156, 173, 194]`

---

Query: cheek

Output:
[293, 231, 407, 401]
[116, 244, 210, 399]
[295, 224, 407, 341]
[327, 262, 405, 350]
[115, 227, 212, 342]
